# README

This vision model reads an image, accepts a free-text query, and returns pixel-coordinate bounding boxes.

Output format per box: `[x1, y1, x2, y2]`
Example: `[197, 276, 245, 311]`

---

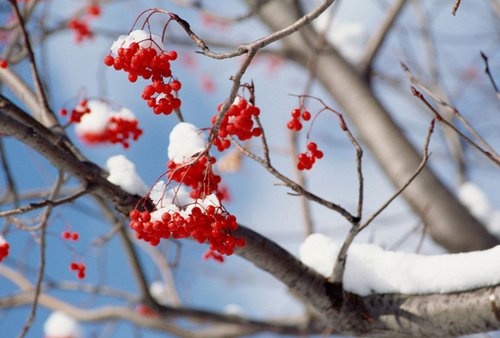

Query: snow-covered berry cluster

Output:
[60, 99, 91, 123]
[74, 100, 142, 148]
[69, 262, 86, 279]
[286, 107, 311, 131]
[128, 123, 245, 261]
[212, 96, 262, 151]
[61, 231, 79, 241]
[67, 4, 101, 43]
[297, 141, 323, 171]
[0, 236, 9, 262]
[104, 30, 181, 115]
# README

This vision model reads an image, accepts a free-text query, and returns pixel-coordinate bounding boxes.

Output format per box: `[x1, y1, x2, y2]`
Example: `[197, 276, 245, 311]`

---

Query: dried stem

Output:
[331, 119, 434, 285]
[411, 87, 500, 166]
[17, 170, 65, 338]
[480, 51, 500, 100]
[8, 0, 60, 129]
[0, 187, 89, 218]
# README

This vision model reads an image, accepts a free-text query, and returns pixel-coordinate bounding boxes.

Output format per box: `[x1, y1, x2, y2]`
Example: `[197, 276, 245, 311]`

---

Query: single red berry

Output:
[307, 142, 317, 152]
[301, 111, 311, 121]
[291, 108, 300, 118]
[71, 232, 79, 241]
[62, 231, 71, 240]
[104, 55, 114, 66]
[0, 60, 8, 69]
[170, 80, 181, 91]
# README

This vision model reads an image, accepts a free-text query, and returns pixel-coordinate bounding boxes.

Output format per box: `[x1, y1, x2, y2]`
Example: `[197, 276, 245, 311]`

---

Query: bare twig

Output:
[17, 170, 65, 338]
[480, 51, 500, 100]
[8, 0, 60, 129]
[0, 137, 20, 208]
[452, 0, 462, 15]
[230, 138, 359, 223]
[0, 187, 89, 218]
[331, 119, 434, 284]
[402, 63, 500, 166]
[411, 87, 500, 166]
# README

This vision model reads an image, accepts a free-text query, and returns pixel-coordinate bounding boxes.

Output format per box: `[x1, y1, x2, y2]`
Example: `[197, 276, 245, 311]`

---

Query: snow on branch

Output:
[300, 233, 500, 296]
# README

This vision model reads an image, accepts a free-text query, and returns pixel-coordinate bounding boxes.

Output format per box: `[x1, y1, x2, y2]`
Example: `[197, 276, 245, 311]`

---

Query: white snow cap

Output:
[106, 155, 148, 196]
[224, 303, 244, 316]
[0, 235, 6, 245]
[75, 100, 138, 137]
[167, 122, 206, 163]
[150, 281, 169, 305]
[458, 181, 500, 236]
[313, 15, 366, 62]
[149, 181, 194, 209]
[458, 181, 492, 223]
[110, 29, 164, 55]
[75, 100, 110, 135]
[43, 311, 83, 338]
[300, 233, 500, 296]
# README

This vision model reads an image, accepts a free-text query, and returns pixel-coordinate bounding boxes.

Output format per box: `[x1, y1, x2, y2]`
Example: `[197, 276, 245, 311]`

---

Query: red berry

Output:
[104, 55, 114, 66]
[71, 232, 79, 241]
[307, 142, 317, 152]
[291, 108, 300, 118]
[302, 111, 311, 121]
[170, 80, 181, 91]
[0, 60, 8, 69]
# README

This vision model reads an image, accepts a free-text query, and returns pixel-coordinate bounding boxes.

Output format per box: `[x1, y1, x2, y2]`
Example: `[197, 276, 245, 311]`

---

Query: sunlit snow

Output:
[300, 233, 500, 296]
[43, 311, 83, 338]
[106, 155, 148, 195]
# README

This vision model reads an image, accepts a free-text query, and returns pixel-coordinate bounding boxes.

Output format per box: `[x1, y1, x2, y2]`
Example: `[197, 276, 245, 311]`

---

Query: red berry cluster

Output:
[0, 240, 9, 262]
[212, 97, 262, 151]
[104, 42, 181, 115]
[67, 5, 101, 43]
[0, 60, 7, 69]
[69, 262, 86, 279]
[286, 108, 311, 131]
[60, 100, 91, 123]
[297, 142, 323, 171]
[167, 155, 222, 199]
[129, 206, 245, 257]
[61, 231, 79, 241]
[80, 116, 143, 148]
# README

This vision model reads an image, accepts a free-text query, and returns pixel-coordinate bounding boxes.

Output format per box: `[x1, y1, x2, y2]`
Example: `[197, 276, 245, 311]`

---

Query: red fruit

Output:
[301, 110, 311, 121]
[170, 80, 182, 91]
[71, 232, 79, 241]
[291, 108, 300, 118]
[62, 231, 71, 240]
[307, 142, 317, 152]
[0, 60, 8, 69]
[104, 55, 114, 66]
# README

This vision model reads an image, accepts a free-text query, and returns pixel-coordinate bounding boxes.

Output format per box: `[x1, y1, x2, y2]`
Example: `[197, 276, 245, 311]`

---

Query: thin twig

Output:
[230, 136, 359, 223]
[402, 63, 500, 166]
[480, 51, 500, 100]
[0, 137, 20, 208]
[8, 0, 60, 129]
[331, 119, 435, 284]
[411, 87, 500, 166]
[0, 187, 89, 218]
[17, 170, 65, 338]
[452, 0, 462, 15]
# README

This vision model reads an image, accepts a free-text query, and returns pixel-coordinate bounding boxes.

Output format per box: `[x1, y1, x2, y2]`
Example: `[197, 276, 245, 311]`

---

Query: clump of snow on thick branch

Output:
[150, 281, 169, 305]
[43, 311, 83, 338]
[0, 235, 6, 245]
[106, 155, 148, 195]
[313, 14, 366, 62]
[300, 233, 500, 296]
[110, 29, 163, 55]
[458, 181, 500, 237]
[167, 122, 205, 163]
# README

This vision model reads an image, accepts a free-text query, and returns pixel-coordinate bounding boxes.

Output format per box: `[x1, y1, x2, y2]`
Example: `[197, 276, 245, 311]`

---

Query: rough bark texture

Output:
[254, 0, 498, 252]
